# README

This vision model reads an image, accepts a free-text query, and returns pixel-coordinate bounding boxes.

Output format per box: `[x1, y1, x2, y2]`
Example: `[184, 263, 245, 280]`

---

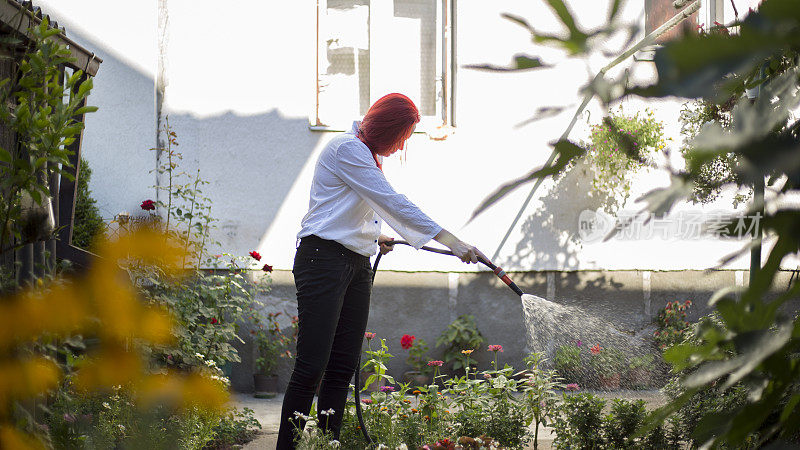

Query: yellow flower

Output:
[461, 349, 473, 355]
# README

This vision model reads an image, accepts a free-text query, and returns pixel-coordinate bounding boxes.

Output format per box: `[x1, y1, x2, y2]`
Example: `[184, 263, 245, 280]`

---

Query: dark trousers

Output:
[276, 235, 373, 449]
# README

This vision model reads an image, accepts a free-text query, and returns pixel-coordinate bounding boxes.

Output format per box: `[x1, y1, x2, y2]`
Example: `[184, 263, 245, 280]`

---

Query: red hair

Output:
[357, 93, 420, 168]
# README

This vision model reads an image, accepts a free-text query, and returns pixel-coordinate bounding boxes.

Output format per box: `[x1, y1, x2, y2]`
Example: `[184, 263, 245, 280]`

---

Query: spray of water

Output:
[520, 294, 658, 376]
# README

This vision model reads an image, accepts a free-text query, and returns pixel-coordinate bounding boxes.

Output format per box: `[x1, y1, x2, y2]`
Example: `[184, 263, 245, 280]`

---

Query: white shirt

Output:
[298, 122, 442, 256]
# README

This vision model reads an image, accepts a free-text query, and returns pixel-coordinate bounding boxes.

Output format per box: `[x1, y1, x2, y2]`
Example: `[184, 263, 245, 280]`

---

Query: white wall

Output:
[35, 0, 798, 273]
[35, 1, 158, 222]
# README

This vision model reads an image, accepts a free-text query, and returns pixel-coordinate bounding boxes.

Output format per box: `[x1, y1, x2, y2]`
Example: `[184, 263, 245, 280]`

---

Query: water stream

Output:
[520, 294, 656, 366]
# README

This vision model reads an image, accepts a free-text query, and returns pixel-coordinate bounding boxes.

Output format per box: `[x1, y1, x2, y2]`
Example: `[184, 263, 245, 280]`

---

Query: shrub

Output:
[72, 157, 106, 250]
[553, 343, 582, 382]
[436, 315, 486, 372]
[551, 393, 606, 449]
[654, 300, 693, 350]
[603, 399, 646, 449]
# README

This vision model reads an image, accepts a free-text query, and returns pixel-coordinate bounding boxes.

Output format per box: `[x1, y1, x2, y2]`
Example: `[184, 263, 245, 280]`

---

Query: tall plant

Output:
[471, 0, 800, 446]
[0, 17, 96, 255]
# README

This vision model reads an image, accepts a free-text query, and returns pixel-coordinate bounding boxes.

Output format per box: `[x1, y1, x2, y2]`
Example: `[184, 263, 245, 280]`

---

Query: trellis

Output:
[0, 0, 102, 287]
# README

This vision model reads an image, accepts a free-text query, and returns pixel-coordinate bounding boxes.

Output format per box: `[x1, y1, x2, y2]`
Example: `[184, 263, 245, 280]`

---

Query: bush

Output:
[654, 300, 693, 350]
[551, 393, 606, 449]
[72, 157, 106, 250]
[603, 399, 646, 449]
[553, 344, 582, 382]
[436, 315, 486, 373]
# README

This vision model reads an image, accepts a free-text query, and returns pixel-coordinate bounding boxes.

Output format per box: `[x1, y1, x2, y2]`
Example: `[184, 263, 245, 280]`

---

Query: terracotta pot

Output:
[401, 371, 431, 388]
[253, 374, 279, 398]
[627, 367, 651, 389]
[597, 372, 621, 391]
[359, 371, 386, 392]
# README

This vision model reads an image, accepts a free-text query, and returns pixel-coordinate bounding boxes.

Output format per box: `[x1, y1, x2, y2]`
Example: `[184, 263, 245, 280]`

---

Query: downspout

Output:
[156, 0, 169, 213]
[490, 0, 702, 261]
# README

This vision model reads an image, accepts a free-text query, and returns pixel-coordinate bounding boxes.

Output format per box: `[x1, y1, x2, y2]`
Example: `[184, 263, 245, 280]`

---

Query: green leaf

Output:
[464, 54, 551, 71]
[73, 105, 99, 116]
[0, 146, 11, 164]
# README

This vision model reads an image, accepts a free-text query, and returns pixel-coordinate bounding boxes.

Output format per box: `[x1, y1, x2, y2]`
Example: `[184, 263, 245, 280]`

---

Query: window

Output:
[312, 0, 455, 131]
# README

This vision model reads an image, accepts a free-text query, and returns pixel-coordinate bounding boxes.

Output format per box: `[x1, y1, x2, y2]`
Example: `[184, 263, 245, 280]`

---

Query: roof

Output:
[0, 0, 102, 76]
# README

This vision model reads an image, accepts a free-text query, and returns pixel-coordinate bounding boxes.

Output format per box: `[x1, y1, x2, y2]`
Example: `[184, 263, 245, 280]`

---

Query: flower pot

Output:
[401, 371, 430, 388]
[627, 367, 651, 389]
[597, 373, 621, 391]
[253, 374, 279, 398]
[359, 371, 386, 392]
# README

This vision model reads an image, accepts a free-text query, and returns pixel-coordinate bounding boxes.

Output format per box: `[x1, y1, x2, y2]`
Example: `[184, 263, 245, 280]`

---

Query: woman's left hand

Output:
[378, 235, 395, 255]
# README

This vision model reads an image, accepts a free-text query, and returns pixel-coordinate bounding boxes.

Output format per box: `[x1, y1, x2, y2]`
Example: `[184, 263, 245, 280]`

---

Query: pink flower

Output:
[140, 199, 155, 211]
[364, 332, 376, 340]
[566, 383, 580, 391]
[380, 386, 395, 392]
[575, 340, 582, 347]
[400, 334, 415, 350]
[483, 373, 492, 379]
[249, 251, 261, 261]
[488, 344, 503, 353]
[427, 360, 444, 367]
[361, 399, 373, 404]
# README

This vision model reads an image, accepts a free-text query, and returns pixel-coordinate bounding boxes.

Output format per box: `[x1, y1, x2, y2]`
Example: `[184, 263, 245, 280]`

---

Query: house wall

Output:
[33, 0, 800, 392]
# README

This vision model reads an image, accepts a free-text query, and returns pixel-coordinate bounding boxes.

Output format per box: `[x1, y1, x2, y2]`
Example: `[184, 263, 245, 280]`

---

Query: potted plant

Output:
[626, 354, 655, 389]
[553, 341, 583, 383]
[590, 345, 624, 391]
[252, 310, 296, 398]
[400, 334, 433, 386]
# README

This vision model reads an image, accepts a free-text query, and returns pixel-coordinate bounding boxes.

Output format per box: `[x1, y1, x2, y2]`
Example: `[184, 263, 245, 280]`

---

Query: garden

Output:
[1, 0, 799, 449]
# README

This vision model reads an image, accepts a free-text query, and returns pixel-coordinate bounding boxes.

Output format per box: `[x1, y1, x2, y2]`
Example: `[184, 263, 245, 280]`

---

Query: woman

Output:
[276, 93, 485, 449]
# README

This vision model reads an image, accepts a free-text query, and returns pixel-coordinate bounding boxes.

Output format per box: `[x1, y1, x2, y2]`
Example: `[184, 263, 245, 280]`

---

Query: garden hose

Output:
[352, 241, 526, 443]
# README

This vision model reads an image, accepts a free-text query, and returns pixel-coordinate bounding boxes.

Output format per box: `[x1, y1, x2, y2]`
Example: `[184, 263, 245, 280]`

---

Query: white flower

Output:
[118, 424, 125, 432]
[102, 402, 110, 409]
[195, 352, 204, 359]
[397, 445, 408, 450]
[205, 359, 217, 368]
[376, 445, 388, 450]
[329, 440, 340, 448]
[319, 408, 335, 416]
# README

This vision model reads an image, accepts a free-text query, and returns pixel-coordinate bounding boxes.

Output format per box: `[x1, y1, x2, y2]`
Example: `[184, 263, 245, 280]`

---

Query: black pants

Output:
[276, 235, 373, 449]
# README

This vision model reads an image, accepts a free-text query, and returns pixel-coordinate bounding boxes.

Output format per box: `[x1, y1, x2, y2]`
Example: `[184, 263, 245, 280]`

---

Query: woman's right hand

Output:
[434, 229, 486, 264]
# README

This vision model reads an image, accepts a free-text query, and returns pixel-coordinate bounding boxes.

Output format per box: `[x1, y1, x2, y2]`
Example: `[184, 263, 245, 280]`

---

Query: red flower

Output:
[590, 344, 602, 355]
[401, 334, 415, 350]
[249, 251, 261, 261]
[262, 264, 273, 272]
[427, 360, 444, 367]
[210, 317, 218, 325]
[488, 344, 503, 353]
[140, 199, 155, 211]
[364, 332, 375, 340]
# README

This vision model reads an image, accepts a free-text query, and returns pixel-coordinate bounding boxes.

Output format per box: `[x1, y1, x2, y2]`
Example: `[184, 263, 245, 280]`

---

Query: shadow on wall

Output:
[161, 110, 323, 256]
[500, 159, 612, 271]
[58, 17, 325, 256]
[53, 20, 158, 221]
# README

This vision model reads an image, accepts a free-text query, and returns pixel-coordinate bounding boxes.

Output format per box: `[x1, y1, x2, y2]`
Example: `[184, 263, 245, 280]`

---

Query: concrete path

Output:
[234, 390, 667, 449]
